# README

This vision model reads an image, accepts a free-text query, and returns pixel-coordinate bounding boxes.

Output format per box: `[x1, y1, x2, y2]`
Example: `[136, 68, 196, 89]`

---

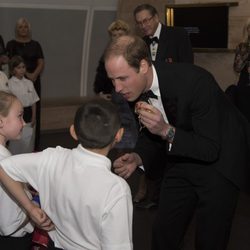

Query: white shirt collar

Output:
[149, 65, 160, 97]
[75, 144, 112, 171]
[150, 23, 162, 39]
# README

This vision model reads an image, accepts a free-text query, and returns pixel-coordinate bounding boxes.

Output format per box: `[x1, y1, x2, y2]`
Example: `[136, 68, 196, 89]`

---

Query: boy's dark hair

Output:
[74, 97, 121, 149]
[133, 4, 158, 17]
[8, 55, 25, 76]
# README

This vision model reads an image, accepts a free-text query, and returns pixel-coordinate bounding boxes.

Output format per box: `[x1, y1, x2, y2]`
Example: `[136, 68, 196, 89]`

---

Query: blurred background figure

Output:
[93, 19, 138, 152]
[134, 3, 193, 63]
[234, 18, 250, 87]
[0, 35, 9, 72]
[6, 17, 44, 151]
[7, 56, 39, 154]
[230, 18, 250, 122]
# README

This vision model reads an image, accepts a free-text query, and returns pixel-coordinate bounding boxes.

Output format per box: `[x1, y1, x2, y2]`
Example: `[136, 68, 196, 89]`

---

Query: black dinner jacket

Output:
[135, 62, 250, 193]
[144, 24, 194, 63]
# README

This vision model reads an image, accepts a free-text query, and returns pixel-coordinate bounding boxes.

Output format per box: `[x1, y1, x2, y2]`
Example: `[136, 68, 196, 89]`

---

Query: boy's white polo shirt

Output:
[0, 144, 34, 237]
[1, 144, 133, 250]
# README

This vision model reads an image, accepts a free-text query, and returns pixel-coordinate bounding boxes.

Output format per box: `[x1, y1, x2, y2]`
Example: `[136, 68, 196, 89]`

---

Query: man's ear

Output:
[69, 124, 78, 141]
[139, 59, 149, 74]
[114, 127, 124, 144]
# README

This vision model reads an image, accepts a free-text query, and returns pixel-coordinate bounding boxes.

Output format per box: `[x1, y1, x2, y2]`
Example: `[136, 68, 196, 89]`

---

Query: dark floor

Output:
[40, 130, 250, 250]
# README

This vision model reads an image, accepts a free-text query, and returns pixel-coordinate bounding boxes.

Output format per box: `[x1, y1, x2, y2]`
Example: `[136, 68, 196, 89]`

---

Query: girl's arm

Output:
[0, 166, 54, 231]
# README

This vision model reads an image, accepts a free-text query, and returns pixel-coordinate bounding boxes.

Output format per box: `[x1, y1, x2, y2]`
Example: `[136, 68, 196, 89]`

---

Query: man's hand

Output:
[135, 101, 169, 137]
[113, 153, 142, 179]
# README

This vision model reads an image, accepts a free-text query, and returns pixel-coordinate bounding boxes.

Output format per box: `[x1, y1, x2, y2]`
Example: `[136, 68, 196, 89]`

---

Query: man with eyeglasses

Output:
[133, 4, 194, 208]
[134, 4, 193, 63]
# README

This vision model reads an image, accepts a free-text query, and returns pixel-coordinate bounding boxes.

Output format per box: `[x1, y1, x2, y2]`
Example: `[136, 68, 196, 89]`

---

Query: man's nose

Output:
[113, 81, 123, 93]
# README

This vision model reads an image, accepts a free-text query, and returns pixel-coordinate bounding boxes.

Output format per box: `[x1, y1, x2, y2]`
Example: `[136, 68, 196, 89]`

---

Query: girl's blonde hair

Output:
[242, 18, 250, 43]
[108, 20, 130, 36]
[0, 91, 17, 117]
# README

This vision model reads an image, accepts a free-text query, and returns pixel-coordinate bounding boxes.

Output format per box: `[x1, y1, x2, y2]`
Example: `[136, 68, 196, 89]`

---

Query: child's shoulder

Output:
[108, 171, 131, 192]
[42, 145, 71, 154]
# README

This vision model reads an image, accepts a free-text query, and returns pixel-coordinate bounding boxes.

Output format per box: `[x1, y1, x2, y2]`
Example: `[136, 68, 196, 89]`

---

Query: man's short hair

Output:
[74, 97, 121, 149]
[133, 4, 158, 17]
[104, 35, 152, 72]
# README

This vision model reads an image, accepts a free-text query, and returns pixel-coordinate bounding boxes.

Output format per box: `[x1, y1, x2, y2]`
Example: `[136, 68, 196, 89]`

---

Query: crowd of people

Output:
[0, 3, 250, 250]
[0, 17, 44, 154]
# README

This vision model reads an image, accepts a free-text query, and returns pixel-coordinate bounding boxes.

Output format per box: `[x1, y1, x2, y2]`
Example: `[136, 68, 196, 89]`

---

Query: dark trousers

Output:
[151, 165, 239, 250]
[47, 237, 64, 250]
[0, 233, 32, 250]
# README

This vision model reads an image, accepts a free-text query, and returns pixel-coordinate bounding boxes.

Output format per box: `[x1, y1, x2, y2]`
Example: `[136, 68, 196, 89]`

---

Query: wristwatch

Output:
[164, 126, 175, 143]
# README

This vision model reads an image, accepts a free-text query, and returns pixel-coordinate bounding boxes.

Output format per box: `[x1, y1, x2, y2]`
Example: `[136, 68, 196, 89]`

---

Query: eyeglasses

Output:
[136, 16, 154, 27]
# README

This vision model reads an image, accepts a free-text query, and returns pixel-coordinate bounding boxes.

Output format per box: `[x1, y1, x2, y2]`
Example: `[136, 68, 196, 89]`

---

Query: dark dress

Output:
[6, 39, 44, 150]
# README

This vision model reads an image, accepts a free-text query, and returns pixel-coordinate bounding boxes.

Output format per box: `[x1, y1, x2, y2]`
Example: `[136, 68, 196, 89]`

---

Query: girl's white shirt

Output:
[0, 144, 34, 236]
[7, 76, 39, 107]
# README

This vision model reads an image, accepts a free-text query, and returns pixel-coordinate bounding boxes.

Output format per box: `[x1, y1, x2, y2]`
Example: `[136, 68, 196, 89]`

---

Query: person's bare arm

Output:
[0, 167, 54, 231]
[26, 58, 44, 82]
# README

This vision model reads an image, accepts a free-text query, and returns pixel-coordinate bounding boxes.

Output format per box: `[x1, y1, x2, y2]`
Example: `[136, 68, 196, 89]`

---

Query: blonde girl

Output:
[0, 91, 33, 250]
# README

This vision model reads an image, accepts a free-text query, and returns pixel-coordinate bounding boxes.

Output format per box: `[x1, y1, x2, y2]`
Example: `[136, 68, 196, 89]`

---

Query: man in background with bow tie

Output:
[133, 3, 194, 207]
[134, 3, 193, 63]
[104, 35, 250, 250]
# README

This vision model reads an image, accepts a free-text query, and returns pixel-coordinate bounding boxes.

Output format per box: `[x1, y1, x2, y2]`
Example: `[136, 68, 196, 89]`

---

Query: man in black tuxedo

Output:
[134, 3, 193, 63]
[104, 35, 250, 250]
[133, 4, 193, 206]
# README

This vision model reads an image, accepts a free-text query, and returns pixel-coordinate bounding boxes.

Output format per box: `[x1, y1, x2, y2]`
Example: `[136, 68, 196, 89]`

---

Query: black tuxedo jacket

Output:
[135, 62, 250, 192]
[144, 25, 193, 63]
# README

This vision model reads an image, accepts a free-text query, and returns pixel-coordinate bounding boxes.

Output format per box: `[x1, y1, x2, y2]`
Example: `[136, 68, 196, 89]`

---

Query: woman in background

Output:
[232, 18, 250, 122]
[6, 17, 44, 150]
[233, 18, 250, 86]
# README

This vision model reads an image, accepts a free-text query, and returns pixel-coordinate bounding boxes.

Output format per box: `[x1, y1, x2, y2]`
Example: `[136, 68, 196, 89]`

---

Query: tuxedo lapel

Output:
[161, 95, 177, 125]
[156, 63, 178, 125]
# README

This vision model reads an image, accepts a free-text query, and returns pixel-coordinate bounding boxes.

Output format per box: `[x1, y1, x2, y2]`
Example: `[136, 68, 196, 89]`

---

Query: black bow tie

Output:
[139, 90, 158, 103]
[149, 36, 159, 44]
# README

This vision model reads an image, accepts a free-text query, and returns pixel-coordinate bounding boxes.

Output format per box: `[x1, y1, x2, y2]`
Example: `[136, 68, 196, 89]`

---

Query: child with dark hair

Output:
[0, 97, 133, 250]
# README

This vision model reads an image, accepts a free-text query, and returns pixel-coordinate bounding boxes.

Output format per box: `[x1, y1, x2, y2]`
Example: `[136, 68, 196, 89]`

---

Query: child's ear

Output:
[114, 127, 124, 144]
[0, 117, 4, 128]
[69, 124, 78, 141]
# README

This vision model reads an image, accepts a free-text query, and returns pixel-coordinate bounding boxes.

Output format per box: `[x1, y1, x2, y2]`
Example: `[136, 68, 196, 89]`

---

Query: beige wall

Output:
[117, 0, 250, 90]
